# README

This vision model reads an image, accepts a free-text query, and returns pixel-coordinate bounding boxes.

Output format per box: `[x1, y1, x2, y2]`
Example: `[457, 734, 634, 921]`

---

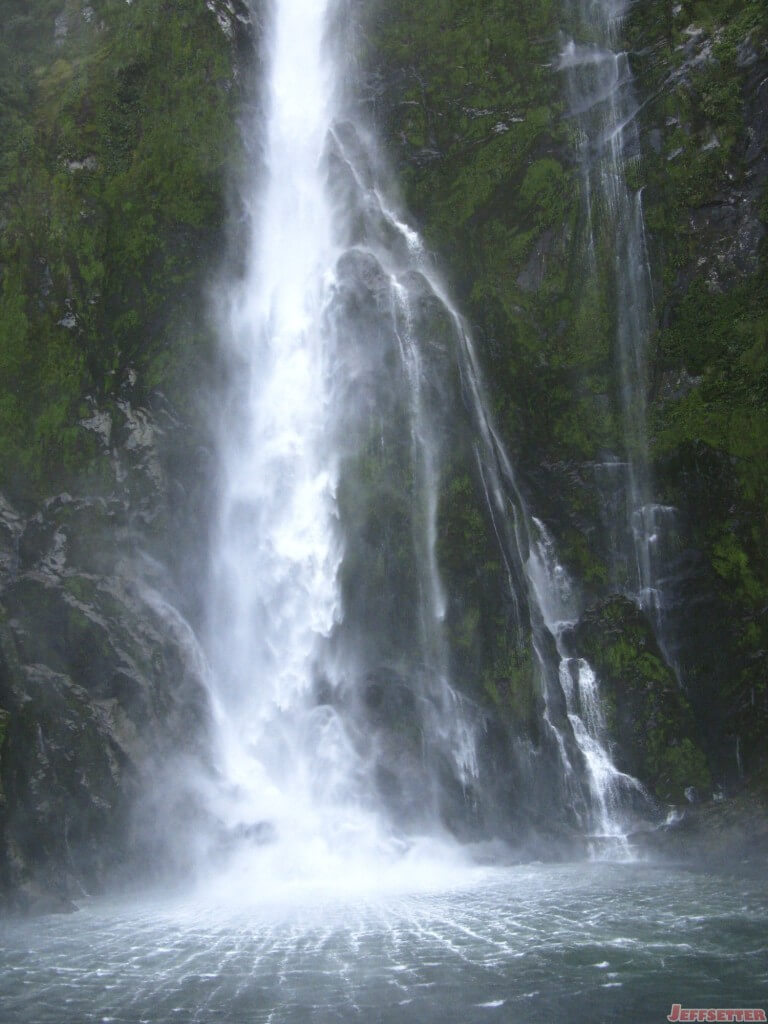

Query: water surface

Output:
[2, 862, 766, 1023]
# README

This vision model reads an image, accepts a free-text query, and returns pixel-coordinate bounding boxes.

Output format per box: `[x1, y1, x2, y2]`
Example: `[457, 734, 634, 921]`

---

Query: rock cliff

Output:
[1, 0, 766, 905]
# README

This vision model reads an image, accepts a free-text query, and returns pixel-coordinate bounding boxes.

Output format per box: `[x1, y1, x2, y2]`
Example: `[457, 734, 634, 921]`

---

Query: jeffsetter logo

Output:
[667, 1007, 767, 1022]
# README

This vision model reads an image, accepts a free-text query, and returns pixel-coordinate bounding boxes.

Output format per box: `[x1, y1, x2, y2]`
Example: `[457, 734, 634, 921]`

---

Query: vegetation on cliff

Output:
[0, 0, 249, 909]
[0, 0, 243, 497]
[365, 0, 768, 796]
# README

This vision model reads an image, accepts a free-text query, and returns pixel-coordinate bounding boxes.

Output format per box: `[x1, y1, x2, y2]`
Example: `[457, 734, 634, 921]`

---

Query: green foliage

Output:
[367, 0, 634, 493]
[519, 158, 568, 225]
[437, 474, 489, 576]
[366, 0, 565, 260]
[712, 533, 766, 605]
[653, 271, 768, 737]
[483, 638, 537, 730]
[558, 529, 610, 588]
[0, 0, 240, 495]
[648, 737, 712, 804]
[576, 598, 711, 802]
[618, 0, 768, 777]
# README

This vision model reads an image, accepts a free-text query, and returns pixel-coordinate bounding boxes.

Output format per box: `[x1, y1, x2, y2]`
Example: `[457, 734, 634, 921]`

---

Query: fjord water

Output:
[1, 864, 767, 1023]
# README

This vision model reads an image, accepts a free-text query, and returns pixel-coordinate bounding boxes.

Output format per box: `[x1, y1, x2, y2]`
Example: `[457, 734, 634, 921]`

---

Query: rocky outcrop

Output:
[0, 395, 214, 912]
[633, 778, 768, 874]
[0, 0, 256, 910]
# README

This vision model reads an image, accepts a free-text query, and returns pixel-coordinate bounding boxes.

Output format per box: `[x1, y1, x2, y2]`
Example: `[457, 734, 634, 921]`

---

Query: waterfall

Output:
[559, 0, 676, 640]
[203, 0, 484, 883]
[419, 281, 652, 852]
[199, 0, 648, 879]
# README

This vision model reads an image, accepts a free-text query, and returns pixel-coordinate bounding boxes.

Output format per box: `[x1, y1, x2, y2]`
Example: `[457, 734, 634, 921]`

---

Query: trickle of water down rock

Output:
[559, 0, 678, 652]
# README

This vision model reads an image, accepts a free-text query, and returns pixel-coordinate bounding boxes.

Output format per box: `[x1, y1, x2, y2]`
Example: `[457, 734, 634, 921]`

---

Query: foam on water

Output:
[2, 865, 766, 1024]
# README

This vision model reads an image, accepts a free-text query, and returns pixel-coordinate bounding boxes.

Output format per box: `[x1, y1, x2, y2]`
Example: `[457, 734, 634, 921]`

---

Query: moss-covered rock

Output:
[0, 0, 251, 497]
[567, 597, 710, 803]
[623, 0, 768, 780]
[366, 0, 768, 792]
[0, 0, 255, 910]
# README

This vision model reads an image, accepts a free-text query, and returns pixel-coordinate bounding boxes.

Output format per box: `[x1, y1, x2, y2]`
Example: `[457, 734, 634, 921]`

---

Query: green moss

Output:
[648, 738, 712, 803]
[712, 533, 767, 605]
[652, 269, 768, 743]
[0, 0, 241, 496]
[574, 598, 711, 802]
[519, 158, 568, 225]
[437, 474, 489, 575]
[558, 529, 610, 588]
[456, 605, 481, 651]
[483, 638, 537, 730]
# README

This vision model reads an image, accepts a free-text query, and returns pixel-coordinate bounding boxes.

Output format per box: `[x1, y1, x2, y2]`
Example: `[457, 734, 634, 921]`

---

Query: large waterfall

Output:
[199, 0, 650, 878]
[203, 0, 482, 886]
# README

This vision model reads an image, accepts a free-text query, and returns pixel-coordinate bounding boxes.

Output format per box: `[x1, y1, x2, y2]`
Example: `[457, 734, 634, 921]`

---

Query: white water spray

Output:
[206, 0, 382, 883]
[203, 0, 483, 890]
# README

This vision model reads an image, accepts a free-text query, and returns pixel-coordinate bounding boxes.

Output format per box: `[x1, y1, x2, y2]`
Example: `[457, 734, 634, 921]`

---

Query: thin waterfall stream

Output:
[559, 0, 677, 643]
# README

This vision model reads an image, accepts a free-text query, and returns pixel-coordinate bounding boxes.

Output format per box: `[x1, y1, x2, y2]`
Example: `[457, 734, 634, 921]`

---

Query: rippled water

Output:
[2, 862, 766, 1024]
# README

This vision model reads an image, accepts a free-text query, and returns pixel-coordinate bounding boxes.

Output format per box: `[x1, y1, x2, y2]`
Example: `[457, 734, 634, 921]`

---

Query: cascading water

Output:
[204, 0, 385, 886]
[526, 519, 650, 852]
[199, 0, 649, 881]
[386, 248, 650, 849]
[429, 287, 652, 852]
[559, 0, 676, 639]
[202, 0, 485, 886]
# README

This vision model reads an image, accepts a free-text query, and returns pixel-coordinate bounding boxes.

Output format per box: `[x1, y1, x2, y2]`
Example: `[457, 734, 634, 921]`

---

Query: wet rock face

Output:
[0, 656, 130, 911]
[0, 0, 260, 909]
[364, 0, 768, 805]
[633, 780, 768, 874]
[565, 598, 711, 805]
[0, 396, 213, 912]
[632, 5, 768, 787]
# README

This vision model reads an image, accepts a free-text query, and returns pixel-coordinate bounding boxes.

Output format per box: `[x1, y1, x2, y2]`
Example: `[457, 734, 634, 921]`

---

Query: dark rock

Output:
[0, 429, 213, 912]
[216, 820, 277, 851]
[564, 597, 711, 803]
[633, 781, 768, 873]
